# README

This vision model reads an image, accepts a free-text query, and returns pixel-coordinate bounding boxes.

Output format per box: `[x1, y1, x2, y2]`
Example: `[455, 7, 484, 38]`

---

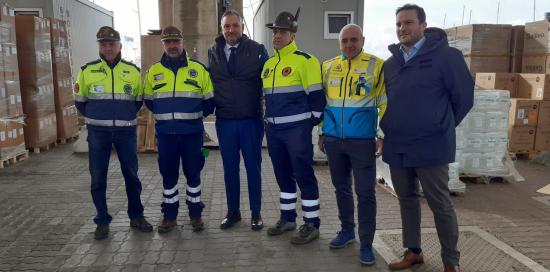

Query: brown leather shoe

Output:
[157, 218, 177, 234]
[444, 264, 461, 272]
[190, 217, 205, 232]
[388, 250, 424, 270]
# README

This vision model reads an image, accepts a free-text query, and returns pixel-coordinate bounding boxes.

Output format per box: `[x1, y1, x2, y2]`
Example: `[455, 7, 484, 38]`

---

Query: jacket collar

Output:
[160, 50, 188, 73]
[275, 40, 298, 57]
[99, 52, 121, 69]
[341, 49, 364, 61]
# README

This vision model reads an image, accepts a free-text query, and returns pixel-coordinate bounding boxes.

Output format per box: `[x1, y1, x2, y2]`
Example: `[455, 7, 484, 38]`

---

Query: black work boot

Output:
[130, 217, 153, 232]
[94, 224, 109, 240]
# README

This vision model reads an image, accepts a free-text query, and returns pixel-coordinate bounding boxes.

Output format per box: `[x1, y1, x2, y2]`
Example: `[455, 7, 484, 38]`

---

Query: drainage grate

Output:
[374, 226, 549, 272]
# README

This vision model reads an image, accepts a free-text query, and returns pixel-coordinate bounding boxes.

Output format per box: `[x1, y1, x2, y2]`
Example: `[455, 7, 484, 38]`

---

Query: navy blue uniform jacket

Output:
[380, 27, 474, 167]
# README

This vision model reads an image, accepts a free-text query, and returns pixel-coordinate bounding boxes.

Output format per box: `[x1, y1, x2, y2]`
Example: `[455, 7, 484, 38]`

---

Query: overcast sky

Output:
[92, 0, 550, 60]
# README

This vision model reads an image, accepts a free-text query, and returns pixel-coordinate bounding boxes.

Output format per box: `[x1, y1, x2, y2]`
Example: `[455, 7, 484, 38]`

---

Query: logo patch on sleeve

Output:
[188, 69, 198, 78]
[153, 73, 164, 81]
[281, 67, 292, 77]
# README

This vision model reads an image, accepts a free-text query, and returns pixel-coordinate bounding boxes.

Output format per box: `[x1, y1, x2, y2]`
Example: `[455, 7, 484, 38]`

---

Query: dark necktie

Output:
[228, 47, 237, 76]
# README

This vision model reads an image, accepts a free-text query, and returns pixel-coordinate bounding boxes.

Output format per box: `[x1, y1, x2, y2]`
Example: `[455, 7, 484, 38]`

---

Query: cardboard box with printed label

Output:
[517, 74, 550, 100]
[509, 99, 539, 127]
[0, 120, 25, 159]
[537, 101, 550, 129]
[509, 126, 536, 151]
[451, 24, 512, 55]
[23, 113, 57, 148]
[56, 105, 78, 139]
[475, 73, 518, 97]
[535, 127, 550, 151]
[521, 53, 550, 74]
[523, 20, 550, 54]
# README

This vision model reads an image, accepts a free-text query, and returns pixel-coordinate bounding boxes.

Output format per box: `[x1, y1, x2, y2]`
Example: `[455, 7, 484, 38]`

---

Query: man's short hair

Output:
[396, 4, 426, 23]
[221, 9, 243, 22]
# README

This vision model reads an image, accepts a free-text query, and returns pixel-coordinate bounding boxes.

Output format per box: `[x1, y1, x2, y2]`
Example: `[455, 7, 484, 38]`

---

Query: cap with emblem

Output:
[161, 26, 184, 41]
[266, 8, 300, 33]
[96, 26, 120, 41]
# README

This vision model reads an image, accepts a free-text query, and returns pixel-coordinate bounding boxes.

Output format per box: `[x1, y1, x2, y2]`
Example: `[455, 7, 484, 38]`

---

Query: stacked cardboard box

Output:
[447, 24, 512, 78]
[510, 26, 525, 73]
[137, 34, 163, 152]
[15, 16, 57, 149]
[476, 73, 518, 97]
[0, 3, 25, 160]
[522, 20, 550, 74]
[508, 99, 538, 151]
[48, 18, 78, 140]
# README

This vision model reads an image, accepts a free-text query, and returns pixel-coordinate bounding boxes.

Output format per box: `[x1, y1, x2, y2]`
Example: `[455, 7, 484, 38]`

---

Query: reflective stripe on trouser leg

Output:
[266, 127, 297, 222]
[157, 134, 181, 220]
[180, 133, 205, 218]
[286, 123, 320, 227]
[302, 198, 320, 225]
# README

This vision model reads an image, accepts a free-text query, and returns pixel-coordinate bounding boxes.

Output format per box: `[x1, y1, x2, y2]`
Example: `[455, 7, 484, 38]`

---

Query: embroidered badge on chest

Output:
[93, 85, 105, 93]
[188, 69, 198, 78]
[333, 64, 342, 72]
[124, 84, 132, 94]
[153, 73, 163, 81]
[263, 69, 270, 78]
[281, 67, 292, 77]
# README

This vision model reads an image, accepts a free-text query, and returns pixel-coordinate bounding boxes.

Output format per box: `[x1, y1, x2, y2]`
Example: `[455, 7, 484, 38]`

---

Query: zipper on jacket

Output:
[110, 66, 115, 126]
[348, 76, 354, 97]
[341, 59, 352, 139]
[270, 50, 281, 125]
[172, 69, 178, 120]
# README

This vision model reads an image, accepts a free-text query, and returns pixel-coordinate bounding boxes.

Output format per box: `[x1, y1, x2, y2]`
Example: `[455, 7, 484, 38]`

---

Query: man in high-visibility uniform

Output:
[143, 26, 215, 234]
[318, 24, 386, 265]
[75, 26, 153, 240]
[262, 9, 326, 245]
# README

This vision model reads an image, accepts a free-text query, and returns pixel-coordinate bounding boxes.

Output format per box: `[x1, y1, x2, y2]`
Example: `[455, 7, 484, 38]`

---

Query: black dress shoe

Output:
[251, 214, 263, 231]
[220, 212, 241, 229]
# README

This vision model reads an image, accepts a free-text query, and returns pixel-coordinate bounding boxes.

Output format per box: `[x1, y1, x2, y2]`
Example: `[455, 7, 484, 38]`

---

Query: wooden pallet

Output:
[57, 134, 79, 144]
[509, 150, 538, 160]
[0, 150, 29, 169]
[28, 142, 57, 154]
[460, 175, 506, 184]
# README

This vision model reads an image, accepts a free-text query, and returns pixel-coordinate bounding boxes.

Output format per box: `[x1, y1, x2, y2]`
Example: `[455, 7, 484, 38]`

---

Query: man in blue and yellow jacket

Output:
[319, 24, 386, 265]
[75, 26, 153, 240]
[143, 26, 215, 234]
[262, 9, 326, 245]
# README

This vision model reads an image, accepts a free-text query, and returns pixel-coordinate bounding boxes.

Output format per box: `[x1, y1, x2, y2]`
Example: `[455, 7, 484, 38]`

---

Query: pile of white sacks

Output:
[376, 89, 522, 195]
